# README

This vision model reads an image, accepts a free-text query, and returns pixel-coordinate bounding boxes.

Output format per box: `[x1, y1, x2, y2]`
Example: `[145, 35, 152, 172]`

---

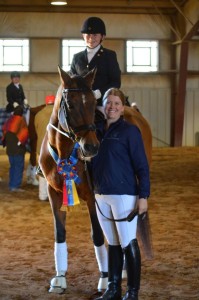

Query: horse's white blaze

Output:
[82, 94, 86, 104]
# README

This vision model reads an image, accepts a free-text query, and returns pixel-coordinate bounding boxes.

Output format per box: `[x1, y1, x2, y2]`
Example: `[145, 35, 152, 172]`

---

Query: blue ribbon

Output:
[48, 142, 81, 184]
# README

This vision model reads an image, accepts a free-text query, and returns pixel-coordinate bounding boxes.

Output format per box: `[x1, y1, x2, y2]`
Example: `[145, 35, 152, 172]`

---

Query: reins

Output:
[95, 199, 141, 222]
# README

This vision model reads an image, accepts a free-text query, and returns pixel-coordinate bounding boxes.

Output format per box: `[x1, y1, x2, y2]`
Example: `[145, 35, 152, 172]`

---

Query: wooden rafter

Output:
[172, 19, 199, 146]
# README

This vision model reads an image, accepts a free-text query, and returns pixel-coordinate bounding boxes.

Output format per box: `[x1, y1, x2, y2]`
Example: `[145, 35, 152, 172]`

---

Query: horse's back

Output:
[124, 106, 152, 166]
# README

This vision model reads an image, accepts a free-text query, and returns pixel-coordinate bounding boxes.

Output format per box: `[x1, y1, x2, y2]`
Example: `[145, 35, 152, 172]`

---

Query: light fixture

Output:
[51, 1, 67, 5]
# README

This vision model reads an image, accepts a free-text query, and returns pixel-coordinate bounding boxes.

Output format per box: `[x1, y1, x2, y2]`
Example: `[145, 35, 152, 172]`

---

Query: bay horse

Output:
[38, 66, 152, 294]
[39, 66, 102, 293]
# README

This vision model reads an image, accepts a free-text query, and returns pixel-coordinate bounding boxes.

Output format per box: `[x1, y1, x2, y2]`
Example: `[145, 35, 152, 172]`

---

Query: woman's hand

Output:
[137, 198, 148, 215]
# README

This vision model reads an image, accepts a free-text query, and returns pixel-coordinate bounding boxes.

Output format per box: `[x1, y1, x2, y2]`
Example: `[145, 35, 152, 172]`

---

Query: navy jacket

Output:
[91, 117, 150, 198]
[70, 46, 121, 105]
[6, 83, 26, 112]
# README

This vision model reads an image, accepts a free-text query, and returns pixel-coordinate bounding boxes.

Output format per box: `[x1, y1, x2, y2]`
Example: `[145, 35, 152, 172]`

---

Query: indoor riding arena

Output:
[0, 1, 199, 300]
[0, 147, 198, 300]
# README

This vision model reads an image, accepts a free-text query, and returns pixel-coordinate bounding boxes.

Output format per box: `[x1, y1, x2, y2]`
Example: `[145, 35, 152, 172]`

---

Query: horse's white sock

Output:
[94, 244, 108, 272]
[54, 242, 68, 276]
[39, 176, 48, 200]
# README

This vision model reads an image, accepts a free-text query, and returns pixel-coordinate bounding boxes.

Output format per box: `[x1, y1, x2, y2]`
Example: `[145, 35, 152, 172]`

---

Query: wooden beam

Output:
[173, 42, 188, 146]
[173, 20, 199, 146]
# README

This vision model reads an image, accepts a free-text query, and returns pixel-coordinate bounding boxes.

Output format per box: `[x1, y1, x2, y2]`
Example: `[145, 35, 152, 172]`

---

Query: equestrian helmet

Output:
[11, 71, 20, 78]
[45, 95, 55, 105]
[81, 17, 106, 35]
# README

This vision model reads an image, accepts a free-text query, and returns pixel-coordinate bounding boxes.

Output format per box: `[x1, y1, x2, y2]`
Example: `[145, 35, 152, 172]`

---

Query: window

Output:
[62, 39, 85, 71]
[0, 39, 29, 71]
[126, 40, 158, 72]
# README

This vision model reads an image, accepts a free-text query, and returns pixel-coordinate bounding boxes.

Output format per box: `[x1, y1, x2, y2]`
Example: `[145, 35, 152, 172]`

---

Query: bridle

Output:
[48, 87, 96, 142]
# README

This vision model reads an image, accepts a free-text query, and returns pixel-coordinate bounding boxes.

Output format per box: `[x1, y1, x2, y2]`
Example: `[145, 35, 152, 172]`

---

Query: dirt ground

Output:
[0, 147, 199, 300]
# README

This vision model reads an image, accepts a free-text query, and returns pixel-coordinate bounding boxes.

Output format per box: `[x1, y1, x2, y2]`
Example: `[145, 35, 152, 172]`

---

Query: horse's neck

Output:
[48, 113, 75, 160]
[124, 106, 146, 133]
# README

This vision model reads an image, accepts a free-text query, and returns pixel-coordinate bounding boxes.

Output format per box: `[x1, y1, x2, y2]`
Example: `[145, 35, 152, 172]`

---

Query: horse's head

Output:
[57, 66, 99, 158]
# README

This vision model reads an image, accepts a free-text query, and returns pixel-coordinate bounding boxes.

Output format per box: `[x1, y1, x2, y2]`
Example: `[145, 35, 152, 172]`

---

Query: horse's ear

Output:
[58, 65, 72, 88]
[84, 68, 97, 89]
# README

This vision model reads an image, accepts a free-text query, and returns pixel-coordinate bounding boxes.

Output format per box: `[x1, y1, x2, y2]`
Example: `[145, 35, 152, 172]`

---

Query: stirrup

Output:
[36, 165, 45, 178]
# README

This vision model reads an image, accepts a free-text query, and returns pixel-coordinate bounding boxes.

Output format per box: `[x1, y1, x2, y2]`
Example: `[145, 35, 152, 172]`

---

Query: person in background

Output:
[70, 16, 121, 110]
[34, 95, 55, 201]
[2, 104, 29, 192]
[91, 88, 150, 300]
[6, 71, 28, 113]
[70, 16, 121, 291]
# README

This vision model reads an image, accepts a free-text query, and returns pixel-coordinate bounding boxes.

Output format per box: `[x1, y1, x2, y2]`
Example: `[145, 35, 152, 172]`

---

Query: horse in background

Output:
[124, 104, 152, 166]
[26, 104, 46, 185]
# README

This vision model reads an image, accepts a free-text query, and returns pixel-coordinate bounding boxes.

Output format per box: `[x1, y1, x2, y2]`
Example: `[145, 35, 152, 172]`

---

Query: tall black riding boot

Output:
[95, 245, 123, 300]
[122, 239, 141, 300]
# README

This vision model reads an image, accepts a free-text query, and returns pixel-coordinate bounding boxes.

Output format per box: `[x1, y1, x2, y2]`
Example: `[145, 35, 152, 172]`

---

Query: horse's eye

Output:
[67, 100, 74, 110]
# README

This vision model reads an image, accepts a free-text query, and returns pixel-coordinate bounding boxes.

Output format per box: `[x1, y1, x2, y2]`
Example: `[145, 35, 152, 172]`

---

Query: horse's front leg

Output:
[26, 111, 39, 186]
[48, 184, 67, 294]
[86, 191, 109, 292]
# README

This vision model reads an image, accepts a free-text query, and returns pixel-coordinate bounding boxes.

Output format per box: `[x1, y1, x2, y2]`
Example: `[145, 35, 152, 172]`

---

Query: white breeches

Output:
[95, 194, 138, 248]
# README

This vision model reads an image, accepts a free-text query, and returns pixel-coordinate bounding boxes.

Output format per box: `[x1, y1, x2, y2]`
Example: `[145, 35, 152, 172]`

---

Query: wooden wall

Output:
[0, 2, 199, 147]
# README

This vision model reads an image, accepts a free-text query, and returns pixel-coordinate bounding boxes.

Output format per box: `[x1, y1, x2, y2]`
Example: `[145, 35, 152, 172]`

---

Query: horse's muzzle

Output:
[82, 143, 99, 157]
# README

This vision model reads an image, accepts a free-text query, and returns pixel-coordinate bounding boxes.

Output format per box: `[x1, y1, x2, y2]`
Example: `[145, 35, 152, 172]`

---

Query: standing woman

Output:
[70, 16, 121, 290]
[91, 88, 150, 300]
[2, 104, 29, 192]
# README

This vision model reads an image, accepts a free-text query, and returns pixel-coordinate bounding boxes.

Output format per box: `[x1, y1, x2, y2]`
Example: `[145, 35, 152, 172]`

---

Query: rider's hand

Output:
[24, 99, 28, 105]
[93, 89, 101, 100]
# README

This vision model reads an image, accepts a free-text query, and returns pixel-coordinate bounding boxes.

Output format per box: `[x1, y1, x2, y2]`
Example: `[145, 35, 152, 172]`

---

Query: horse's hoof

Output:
[49, 276, 67, 294]
[31, 178, 39, 186]
[49, 286, 65, 294]
[97, 276, 108, 291]
[27, 177, 39, 186]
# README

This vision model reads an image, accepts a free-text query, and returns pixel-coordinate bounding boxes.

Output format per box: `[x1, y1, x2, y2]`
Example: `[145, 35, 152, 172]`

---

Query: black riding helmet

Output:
[81, 17, 106, 35]
[11, 71, 20, 78]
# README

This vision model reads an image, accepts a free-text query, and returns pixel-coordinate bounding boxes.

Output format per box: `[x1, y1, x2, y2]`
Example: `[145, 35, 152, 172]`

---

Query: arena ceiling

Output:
[0, 0, 189, 15]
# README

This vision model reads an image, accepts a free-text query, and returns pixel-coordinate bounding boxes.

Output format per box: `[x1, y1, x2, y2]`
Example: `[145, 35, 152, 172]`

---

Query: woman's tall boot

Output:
[95, 245, 123, 300]
[122, 239, 141, 300]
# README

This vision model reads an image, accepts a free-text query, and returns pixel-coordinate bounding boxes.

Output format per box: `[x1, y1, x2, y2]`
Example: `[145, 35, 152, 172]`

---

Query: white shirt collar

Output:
[86, 44, 101, 54]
